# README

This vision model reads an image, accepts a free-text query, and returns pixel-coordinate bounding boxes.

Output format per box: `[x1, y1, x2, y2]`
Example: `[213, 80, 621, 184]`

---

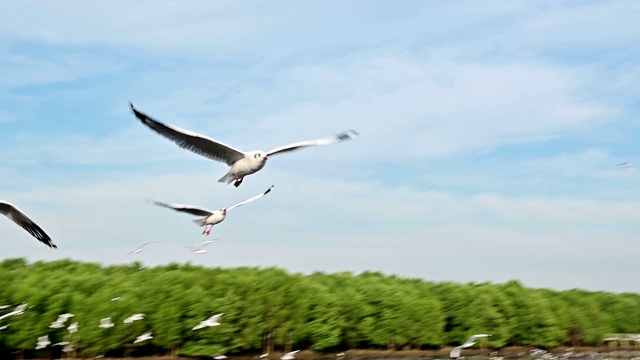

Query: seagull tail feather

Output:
[217, 172, 233, 184]
[193, 218, 208, 226]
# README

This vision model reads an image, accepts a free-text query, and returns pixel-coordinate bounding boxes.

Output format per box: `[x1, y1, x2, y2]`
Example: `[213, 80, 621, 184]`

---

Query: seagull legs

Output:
[233, 178, 243, 187]
[202, 225, 213, 236]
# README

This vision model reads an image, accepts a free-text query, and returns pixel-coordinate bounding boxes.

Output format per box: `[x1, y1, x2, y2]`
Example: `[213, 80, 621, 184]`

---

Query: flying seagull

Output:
[281, 350, 300, 360]
[187, 240, 216, 254]
[130, 103, 358, 187]
[99, 317, 114, 329]
[152, 186, 274, 235]
[0, 303, 28, 321]
[129, 242, 157, 255]
[36, 335, 51, 350]
[193, 313, 223, 330]
[0, 201, 56, 248]
[124, 313, 145, 324]
[618, 162, 634, 169]
[134, 332, 153, 343]
[68, 322, 78, 333]
[449, 334, 491, 359]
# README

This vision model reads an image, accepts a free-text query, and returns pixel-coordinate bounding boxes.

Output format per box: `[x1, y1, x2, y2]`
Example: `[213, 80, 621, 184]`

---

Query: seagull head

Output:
[250, 151, 268, 163]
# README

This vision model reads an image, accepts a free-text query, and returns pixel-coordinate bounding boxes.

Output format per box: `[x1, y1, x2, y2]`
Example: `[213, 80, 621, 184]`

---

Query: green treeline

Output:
[0, 258, 639, 358]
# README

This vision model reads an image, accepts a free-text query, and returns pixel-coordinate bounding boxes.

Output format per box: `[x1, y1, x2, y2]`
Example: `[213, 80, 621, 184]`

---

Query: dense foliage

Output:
[0, 258, 638, 358]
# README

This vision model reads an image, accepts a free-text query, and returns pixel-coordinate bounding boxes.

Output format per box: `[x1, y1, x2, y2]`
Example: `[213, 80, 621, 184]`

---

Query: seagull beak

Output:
[263, 155, 268, 161]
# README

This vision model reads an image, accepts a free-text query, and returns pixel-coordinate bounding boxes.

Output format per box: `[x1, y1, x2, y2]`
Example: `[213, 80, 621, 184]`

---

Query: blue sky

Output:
[1, 1, 640, 292]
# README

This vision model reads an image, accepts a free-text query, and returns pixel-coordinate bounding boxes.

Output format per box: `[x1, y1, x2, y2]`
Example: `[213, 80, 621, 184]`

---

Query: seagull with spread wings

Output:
[193, 313, 223, 330]
[130, 103, 358, 187]
[449, 334, 491, 359]
[152, 185, 274, 235]
[1, 201, 56, 248]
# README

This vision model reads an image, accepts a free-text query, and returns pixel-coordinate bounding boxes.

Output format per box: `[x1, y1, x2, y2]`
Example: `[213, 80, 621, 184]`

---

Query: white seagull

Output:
[36, 335, 51, 350]
[129, 242, 157, 255]
[449, 334, 491, 359]
[111, 297, 125, 302]
[130, 103, 358, 187]
[281, 350, 300, 360]
[68, 322, 78, 333]
[0, 303, 28, 321]
[1, 201, 56, 248]
[134, 332, 153, 343]
[188, 240, 216, 254]
[193, 313, 223, 330]
[124, 313, 145, 324]
[153, 186, 274, 235]
[99, 317, 114, 329]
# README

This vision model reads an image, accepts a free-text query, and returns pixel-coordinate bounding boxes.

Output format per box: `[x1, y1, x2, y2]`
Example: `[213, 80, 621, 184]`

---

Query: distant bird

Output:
[336, 353, 345, 360]
[68, 322, 78, 333]
[36, 335, 50, 350]
[618, 162, 634, 169]
[99, 317, 114, 329]
[53, 341, 70, 346]
[50, 313, 74, 328]
[0, 303, 28, 321]
[213, 355, 228, 360]
[153, 186, 274, 235]
[0, 201, 56, 248]
[193, 313, 223, 330]
[134, 332, 153, 343]
[260, 353, 269, 359]
[111, 297, 125, 302]
[124, 313, 145, 324]
[130, 103, 358, 187]
[188, 240, 216, 254]
[129, 242, 157, 255]
[281, 350, 299, 360]
[449, 334, 491, 359]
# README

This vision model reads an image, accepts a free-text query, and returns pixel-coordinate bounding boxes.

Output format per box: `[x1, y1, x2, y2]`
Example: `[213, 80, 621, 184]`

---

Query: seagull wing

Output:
[208, 313, 223, 322]
[130, 103, 245, 166]
[266, 130, 358, 156]
[151, 200, 215, 217]
[226, 186, 274, 211]
[0, 201, 56, 248]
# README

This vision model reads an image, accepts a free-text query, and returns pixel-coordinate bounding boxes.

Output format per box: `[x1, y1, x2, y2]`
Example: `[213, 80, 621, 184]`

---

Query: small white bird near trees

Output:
[449, 334, 491, 359]
[193, 313, 223, 330]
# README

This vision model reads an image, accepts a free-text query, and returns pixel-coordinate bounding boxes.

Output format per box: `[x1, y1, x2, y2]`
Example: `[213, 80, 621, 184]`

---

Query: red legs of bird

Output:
[233, 178, 243, 187]
[202, 225, 213, 235]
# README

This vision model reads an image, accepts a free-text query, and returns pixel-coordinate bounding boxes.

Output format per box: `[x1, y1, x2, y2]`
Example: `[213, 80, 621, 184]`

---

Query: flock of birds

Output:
[3, 104, 637, 358]
[1, 103, 359, 356]
[2, 102, 359, 248]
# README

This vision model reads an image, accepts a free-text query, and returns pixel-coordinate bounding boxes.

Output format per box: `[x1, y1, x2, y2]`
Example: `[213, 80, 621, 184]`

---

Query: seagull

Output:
[0, 303, 28, 321]
[130, 103, 358, 187]
[187, 240, 216, 254]
[36, 335, 51, 350]
[618, 162, 634, 169]
[192, 313, 223, 330]
[99, 317, 114, 329]
[213, 355, 228, 360]
[449, 334, 491, 359]
[281, 350, 299, 360]
[124, 313, 145, 324]
[111, 297, 125, 302]
[152, 186, 274, 235]
[68, 322, 78, 333]
[50, 313, 74, 328]
[134, 332, 153, 343]
[129, 242, 157, 255]
[0, 201, 56, 248]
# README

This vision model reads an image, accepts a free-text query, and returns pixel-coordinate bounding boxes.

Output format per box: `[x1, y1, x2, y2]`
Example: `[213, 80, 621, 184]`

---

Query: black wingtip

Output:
[337, 130, 359, 141]
[264, 185, 275, 195]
